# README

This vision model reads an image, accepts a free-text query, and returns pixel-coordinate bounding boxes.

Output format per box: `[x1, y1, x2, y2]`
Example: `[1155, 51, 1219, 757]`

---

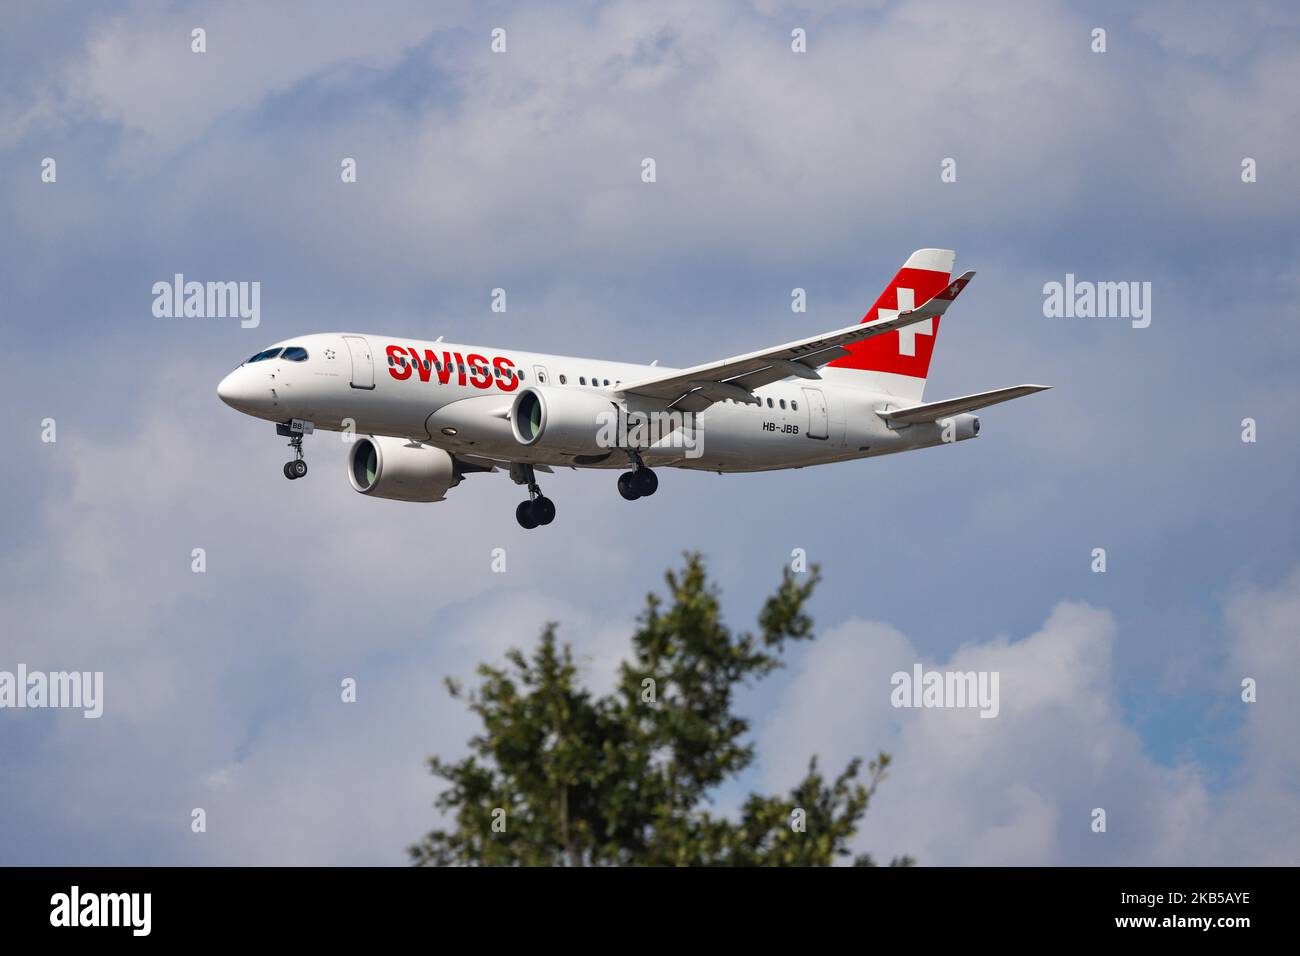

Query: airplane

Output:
[217, 249, 1050, 528]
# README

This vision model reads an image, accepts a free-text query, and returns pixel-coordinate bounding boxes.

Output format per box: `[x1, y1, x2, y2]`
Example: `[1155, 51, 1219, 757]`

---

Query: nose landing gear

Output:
[279, 423, 310, 480]
[283, 456, 308, 480]
[510, 462, 555, 529]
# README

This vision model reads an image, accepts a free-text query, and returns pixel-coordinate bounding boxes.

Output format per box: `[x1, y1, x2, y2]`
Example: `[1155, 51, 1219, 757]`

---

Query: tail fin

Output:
[826, 248, 955, 401]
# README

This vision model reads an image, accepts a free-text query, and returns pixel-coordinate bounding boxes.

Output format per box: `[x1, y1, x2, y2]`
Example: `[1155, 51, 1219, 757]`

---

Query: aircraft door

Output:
[344, 335, 375, 390]
[802, 387, 828, 440]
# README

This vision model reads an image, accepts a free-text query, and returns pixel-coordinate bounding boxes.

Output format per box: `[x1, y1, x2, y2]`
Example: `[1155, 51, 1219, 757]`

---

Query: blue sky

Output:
[1, 0, 1297, 864]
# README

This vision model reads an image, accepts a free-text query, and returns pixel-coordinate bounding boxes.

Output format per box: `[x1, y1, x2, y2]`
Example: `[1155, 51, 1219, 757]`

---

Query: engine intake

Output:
[348, 436, 457, 502]
[510, 386, 620, 456]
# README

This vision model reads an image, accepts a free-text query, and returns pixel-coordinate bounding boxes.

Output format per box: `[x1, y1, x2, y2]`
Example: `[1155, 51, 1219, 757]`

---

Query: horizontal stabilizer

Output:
[878, 384, 1051, 425]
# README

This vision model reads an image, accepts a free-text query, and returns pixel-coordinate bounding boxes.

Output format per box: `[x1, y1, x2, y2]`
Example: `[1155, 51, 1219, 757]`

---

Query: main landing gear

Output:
[510, 463, 556, 530]
[617, 451, 658, 501]
[282, 431, 308, 480]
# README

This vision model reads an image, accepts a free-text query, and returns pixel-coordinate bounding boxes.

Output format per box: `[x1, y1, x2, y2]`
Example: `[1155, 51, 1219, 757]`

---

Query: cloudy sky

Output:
[1, 0, 1297, 865]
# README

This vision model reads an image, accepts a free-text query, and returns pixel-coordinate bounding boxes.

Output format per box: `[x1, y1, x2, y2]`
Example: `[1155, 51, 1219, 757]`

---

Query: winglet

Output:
[907, 270, 975, 319]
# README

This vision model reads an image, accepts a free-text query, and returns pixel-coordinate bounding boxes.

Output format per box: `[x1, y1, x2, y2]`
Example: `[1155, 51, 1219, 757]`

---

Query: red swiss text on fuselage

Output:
[384, 344, 519, 392]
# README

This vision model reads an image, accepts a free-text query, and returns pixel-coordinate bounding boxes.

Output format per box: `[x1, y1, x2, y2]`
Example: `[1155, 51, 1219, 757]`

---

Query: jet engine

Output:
[510, 386, 621, 456]
[347, 436, 458, 502]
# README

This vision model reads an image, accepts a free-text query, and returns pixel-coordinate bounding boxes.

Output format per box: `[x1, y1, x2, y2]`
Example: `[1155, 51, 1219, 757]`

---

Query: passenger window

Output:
[281, 346, 308, 362]
[766, 398, 773, 408]
[560, 374, 567, 384]
[792, 401, 798, 411]
[779, 399, 786, 410]
[603, 379, 610, 386]
[579, 377, 586, 385]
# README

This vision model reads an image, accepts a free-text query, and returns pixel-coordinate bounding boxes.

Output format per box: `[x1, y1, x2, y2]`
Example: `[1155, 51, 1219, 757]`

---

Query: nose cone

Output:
[217, 369, 265, 414]
[217, 371, 237, 406]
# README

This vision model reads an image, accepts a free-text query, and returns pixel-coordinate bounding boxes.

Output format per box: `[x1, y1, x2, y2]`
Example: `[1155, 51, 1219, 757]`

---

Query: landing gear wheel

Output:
[633, 468, 658, 497]
[283, 429, 308, 480]
[509, 463, 554, 527]
[532, 496, 556, 526]
[516, 500, 539, 529]
[618, 471, 641, 501]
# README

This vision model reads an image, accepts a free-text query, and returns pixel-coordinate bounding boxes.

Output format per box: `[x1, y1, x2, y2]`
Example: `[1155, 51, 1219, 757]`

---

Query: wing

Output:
[618, 272, 975, 412]
[878, 384, 1052, 425]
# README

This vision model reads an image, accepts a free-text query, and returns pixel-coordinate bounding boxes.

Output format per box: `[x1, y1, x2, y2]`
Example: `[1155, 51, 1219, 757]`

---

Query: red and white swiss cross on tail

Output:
[827, 248, 957, 400]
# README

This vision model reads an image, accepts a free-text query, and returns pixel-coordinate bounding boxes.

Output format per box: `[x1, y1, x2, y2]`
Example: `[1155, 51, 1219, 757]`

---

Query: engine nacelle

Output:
[510, 386, 620, 456]
[348, 436, 457, 502]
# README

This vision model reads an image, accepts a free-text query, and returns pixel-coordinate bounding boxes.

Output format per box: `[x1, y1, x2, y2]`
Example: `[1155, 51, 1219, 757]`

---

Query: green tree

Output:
[409, 553, 912, 866]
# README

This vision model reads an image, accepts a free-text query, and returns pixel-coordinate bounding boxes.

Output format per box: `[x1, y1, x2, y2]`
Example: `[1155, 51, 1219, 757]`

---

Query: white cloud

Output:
[58, 1, 464, 160]
[760, 580, 1300, 865]
[14, 0, 1294, 278]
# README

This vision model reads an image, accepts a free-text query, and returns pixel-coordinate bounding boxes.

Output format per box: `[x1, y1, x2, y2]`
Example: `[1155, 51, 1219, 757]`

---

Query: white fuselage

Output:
[217, 332, 964, 473]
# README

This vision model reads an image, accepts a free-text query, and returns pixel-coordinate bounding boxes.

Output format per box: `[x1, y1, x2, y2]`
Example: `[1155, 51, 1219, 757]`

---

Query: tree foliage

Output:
[409, 553, 912, 866]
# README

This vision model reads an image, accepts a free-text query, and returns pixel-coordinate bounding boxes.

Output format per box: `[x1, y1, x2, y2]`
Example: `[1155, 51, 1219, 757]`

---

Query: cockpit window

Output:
[245, 347, 283, 364]
[280, 346, 308, 362]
